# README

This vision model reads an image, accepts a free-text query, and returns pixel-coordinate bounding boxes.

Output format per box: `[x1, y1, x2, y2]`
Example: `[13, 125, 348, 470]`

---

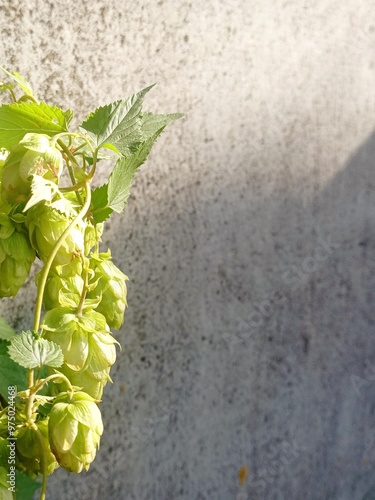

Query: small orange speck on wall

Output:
[238, 465, 248, 486]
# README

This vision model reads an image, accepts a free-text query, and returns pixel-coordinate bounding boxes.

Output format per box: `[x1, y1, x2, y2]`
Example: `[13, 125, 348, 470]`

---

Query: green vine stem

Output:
[32, 373, 74, 395]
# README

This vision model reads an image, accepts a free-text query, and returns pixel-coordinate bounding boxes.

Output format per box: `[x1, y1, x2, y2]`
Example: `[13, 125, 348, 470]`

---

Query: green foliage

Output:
[107, 128, 165, 212]
[141, 111, 183, 139]
[0, 339, 28, 397]
[0, 102, 68, 149]
[90, 185, 113, 223]
[8, 331, 64, 369]
[80, 86, 153, 155]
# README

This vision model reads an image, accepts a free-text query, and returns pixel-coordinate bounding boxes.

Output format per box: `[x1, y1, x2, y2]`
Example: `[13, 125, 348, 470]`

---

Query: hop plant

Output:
[0, 66, 181, 500]
[48, 392, 103, 473]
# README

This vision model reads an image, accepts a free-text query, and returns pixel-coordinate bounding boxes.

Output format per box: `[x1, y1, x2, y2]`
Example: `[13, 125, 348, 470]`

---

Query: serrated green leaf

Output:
[23, 175, 59, 212]
[0, 102, 67, 149]
[141, 112, 183, 139]
[0, 316, 16, 340]
[91, 184, 112, 223]
[8, 331, 64, 369]
[107, 128, 164, 213]
[0, 66, 35, 98]
[0, 339, 27, 397]
[80, 86, 154, 155]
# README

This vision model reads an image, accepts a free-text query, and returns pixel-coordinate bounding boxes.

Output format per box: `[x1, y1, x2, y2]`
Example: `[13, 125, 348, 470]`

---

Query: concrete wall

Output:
[1, 1, 375, 499]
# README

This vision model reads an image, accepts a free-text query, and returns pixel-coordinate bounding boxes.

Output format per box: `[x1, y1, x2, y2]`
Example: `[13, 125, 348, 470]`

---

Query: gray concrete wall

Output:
[1, 1, 375, 499]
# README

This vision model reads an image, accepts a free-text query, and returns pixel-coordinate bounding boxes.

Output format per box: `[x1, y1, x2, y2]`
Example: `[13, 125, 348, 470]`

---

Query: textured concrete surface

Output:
[1, 1, 375, 499]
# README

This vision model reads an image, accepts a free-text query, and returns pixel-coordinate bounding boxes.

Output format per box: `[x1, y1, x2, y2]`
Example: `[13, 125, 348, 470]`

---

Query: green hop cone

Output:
[57, 365, 111, 400]
[0, 214, 35, 297]
[54, 330, 118, 399]
[42, 308, 119, 398]
[15, 419, 58, 476]
[88, 250, 128, 329]
[42, 308, 109, 371]
[26, 203, 85, 265]
[1, 134, 63, 205]
[38, 259, 84, 310]
[0, 149, 30, 205]
[18, 134, 63, 183]
[48, 391, 103, 473]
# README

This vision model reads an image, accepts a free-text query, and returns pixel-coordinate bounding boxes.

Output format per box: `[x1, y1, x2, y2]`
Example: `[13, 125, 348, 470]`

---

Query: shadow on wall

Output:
[48, 126, 375, 500]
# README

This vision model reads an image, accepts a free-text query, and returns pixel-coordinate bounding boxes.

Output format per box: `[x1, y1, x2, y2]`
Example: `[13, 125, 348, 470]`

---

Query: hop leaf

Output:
[8, 331, 64, 369]
[80, 86, 153, 155]
[0, 101, 68, 149]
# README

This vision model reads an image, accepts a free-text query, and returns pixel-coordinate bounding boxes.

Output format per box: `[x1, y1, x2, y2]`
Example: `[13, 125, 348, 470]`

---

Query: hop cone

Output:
[0, 214, 35, 297]
[88, 251, 128, 329]
[54, 330, 117, 400]
[48, 391, 103, 473]
[38, 259, 84, 310]
[26, 204, 85, 266]
[1, 135, 62, 205]
[42, 308, 118, 398]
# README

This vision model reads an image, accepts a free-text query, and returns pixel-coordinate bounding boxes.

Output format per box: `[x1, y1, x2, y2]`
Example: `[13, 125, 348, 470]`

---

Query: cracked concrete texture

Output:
[1, 0, 375, 498]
